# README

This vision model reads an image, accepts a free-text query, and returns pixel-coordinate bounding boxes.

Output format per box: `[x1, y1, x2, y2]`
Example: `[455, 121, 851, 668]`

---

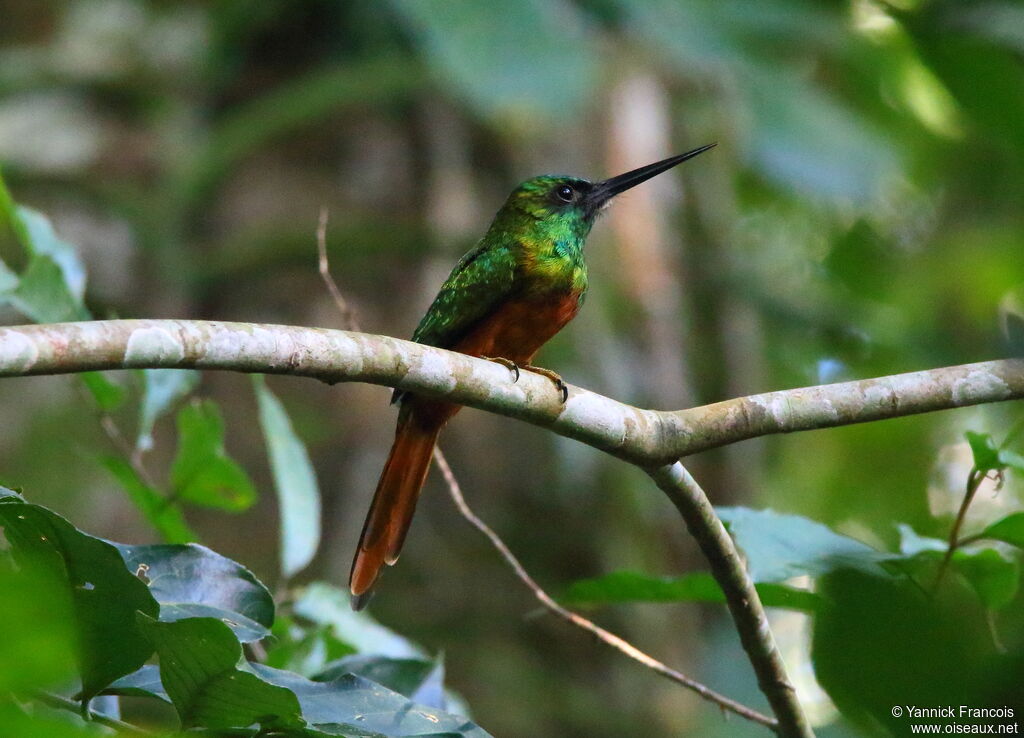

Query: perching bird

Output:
[349, 144, 716, 609]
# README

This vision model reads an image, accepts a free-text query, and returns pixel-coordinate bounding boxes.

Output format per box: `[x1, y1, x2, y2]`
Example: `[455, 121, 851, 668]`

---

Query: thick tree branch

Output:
[1, 320, 1021, 468]
[649, 463, 812, 738]
[3, 319, 1022, 738]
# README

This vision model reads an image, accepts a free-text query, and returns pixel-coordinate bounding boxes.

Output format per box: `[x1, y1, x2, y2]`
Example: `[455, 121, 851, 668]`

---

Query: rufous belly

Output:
[405, 289, 582, 428]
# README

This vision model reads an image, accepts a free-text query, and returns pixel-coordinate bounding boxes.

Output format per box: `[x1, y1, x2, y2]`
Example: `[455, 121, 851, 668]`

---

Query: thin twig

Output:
[97, 413, 161, 491]
[317, 207, 358, 330]
[433, 448, 778, 731]
[29, 691, 153, 735]
[933, 466, 987, 591]
[75, 378, 161, 492]
[316, 214, 775, 730]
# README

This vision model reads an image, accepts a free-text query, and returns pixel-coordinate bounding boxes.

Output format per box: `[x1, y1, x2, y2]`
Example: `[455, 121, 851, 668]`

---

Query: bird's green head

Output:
[494, 144, 717, 241]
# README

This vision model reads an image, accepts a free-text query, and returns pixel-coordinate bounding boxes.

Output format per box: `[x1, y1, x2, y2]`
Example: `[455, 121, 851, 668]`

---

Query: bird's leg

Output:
[522, 365, 569, 403]
[482, 356, 520, 382]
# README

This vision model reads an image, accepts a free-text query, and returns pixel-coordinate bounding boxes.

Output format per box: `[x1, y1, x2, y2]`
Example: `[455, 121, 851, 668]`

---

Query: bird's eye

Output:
[555, 184, 575, 203]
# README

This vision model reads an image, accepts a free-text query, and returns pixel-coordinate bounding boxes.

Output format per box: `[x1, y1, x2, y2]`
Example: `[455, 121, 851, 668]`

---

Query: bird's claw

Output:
[482, 358, 568, 403]
[523, 365, 569, 403]
[483, 356, 520, 382]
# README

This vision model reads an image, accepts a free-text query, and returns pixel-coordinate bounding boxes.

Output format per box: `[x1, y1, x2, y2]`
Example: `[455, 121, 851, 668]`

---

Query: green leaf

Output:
[811, 567, 995, 731]
[997, 447, 1024, 474]
[137, 369, 200, 453]
[965, 430, 1001, 471]
[265, 616, 356, 676]
[253, 376, 322, 578]
[894, 526, 1020, 610]
[250, 663, 490, 737]
[80, 372, 127, 412]
[115, 541, 274, 642]
[895, 524, 948, 557]
[138, 613, 305, 731]
[563, 570, 820, 612]
[954, 548, 1019, 611]
[979, 511, 1024, 548]
[100, 455, 196, 543]
[12, 205, 86, 296]
[314, 656, 447, 710]
[0, 258, 18, 293]
[389, 0, 597, 125]
[0, 563, 77, 692]
[0, 173, 87, 301]
[6, 254, 90, 323]
[716, 507, 888, 582]
[0, 496, 159, 699]
[102, 663, 169, 703]
[171, 399, 257, 511]
[293, 583, 425, 659]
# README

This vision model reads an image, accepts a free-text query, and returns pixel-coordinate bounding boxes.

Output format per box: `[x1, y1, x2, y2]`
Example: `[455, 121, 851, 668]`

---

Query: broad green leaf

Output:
[389, 0, 597, 125]
[812, 567, 996, 732]
[965, 430, 1001, 471]
[80, 372, 126, 412]
[716, 507, 888, 582]
[0, 496, 159, 699]
[954, 548, 1019, 610]
[102, 663, 169, 702]
[253, 376, 321, 578]
[314, 656, 447, 710]
[894, 526, 1020, 610]
[250, 663, 490, 737]
[138, 614, 304, 731]
[100, 456, 196, 543]
[115, 541, 274, 642]
[265, 616, 356, 676]
[293, 583, 425, 659]
[563, 570, 820, 612]
[171, 399, 257, 511]
[137, 369, 200, 453]
[0, 563, 77, 692]
[979, 512, 1024, 548]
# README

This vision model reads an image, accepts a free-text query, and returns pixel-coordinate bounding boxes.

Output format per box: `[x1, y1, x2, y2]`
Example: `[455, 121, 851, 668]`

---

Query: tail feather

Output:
[349, 413, 441, 609]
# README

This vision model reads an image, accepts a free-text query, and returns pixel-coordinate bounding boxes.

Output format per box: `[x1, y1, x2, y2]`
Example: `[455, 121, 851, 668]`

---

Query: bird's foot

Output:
[523, 364, 569, 403]
[482, 356, 520, 382]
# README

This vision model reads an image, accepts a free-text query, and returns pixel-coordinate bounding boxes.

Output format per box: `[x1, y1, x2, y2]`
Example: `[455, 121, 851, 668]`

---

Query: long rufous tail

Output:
[349, 410, 442, 610]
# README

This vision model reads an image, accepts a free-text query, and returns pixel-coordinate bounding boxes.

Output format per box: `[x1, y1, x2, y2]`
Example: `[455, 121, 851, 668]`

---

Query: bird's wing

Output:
[411, 241, 518, 349]
[390, 242, 518, 405]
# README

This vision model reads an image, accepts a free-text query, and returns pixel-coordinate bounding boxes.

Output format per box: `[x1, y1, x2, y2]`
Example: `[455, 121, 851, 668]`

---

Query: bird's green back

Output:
[411, 175, 594, 350]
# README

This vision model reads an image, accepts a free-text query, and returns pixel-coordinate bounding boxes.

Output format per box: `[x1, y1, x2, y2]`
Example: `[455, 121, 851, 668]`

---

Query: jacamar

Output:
[349, 144, 716, 609]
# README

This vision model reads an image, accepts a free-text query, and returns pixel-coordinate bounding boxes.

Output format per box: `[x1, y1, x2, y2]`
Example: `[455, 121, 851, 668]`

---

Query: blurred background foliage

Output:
[1, 0, 1023, 735]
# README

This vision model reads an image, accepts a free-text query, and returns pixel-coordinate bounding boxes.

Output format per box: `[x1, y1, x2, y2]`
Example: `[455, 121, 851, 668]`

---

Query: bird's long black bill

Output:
[586, 143, 716, 212]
